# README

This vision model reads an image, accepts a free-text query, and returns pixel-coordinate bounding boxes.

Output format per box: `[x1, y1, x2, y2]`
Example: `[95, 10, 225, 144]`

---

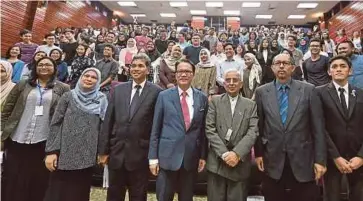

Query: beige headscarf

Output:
[197, 48, 214, 68]
[244, 53, 262, 91]
[1, 60, 15, 106]
[164, 45, 182, 71]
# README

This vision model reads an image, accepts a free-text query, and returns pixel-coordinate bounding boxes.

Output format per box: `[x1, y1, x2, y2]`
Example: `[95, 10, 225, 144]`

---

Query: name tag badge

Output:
[225, 128, 233, 141]
[35, 106, 44, 116]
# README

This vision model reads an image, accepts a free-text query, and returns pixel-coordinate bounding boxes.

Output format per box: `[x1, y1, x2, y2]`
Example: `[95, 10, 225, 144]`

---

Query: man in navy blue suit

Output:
[148, 59, 208, 201]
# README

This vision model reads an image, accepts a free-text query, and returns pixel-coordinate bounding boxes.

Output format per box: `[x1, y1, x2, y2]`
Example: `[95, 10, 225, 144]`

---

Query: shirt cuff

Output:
[149, 159, 159, 165]
[221, 152, 229, 159]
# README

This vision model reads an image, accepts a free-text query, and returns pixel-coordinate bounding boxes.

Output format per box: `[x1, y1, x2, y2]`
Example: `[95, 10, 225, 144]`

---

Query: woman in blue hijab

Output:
[298, 37, 310, 55]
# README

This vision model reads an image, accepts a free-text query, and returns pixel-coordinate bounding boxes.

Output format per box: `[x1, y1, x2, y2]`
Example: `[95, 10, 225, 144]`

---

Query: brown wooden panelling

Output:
[328, 2, 363, 40]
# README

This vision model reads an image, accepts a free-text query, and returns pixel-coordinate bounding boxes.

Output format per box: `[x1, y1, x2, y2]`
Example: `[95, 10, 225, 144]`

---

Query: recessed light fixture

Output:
[297, 3, 318, 9]
[206, 2, 223, 7]
[117, 1, 137, 7]
[242, 2, 261, 8]
[130, 14, 146, 17]
[227, 17, 240, 21]
[288, 15, 306, 19]
[190, 10, 207, 15]
[160, 13, 176, 18]
[256, 15, 273, 19]
[224, 10, 240, 16]
[169, 2, 188, 7]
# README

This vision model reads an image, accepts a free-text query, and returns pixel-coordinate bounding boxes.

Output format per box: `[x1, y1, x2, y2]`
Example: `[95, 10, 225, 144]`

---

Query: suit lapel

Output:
[221, 94, 233, 128]
[189, 89, 200, 129]
[125, 82, 133, 118]
[266, 83, 284, 129]
[285, 80, 302, 128]
[231, 95, 246, 137]
[129, 82, 151, 121]
[348, 85, 357, 119]
[171, 87, 186, 130]
[327, 83, 347, 120]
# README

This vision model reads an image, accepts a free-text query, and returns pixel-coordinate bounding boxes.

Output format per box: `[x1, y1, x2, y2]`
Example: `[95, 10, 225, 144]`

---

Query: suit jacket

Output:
[148, 87, 208, 171]
[206, 94, 258, 181]
[316, 83, 363, 176]
[98, 81, 162, 170]
[255, 80, 326, 182]
[256, 51, 274, 84]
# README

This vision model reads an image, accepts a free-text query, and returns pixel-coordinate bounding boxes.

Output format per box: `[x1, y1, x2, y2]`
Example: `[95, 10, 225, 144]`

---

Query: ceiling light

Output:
[169, 2, 188, 7]
[288, 15, 306, 19]
[224, 10, 240, 16]
[256, 15, 273, 19]
[190, 10, 207, 15]
[297, 3, 318, 9]
[117, 1, 137, 7]
[192, 16, 208, 21]
[206, 2, 223, 7]
[160, 13, 176, 18]
[227, 17, 240, 21]
[242, 2, 261, 8]
[130, 14, 146, 17]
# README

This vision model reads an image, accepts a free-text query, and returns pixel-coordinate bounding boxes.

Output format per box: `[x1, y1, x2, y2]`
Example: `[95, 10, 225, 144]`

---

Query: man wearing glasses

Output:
[149, 59, 208, 201]
[254, 53, 327, 201]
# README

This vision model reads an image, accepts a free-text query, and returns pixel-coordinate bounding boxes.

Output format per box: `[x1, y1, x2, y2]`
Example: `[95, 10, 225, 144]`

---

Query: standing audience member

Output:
[281, 49, 303, 81]
[242, 53, 262, 100]
[257, 38, 274, 84]
[270, 39, 281, 56]
[155, 30, 168, 54]
[161, 41, 176, 60]
[206, 69, 258, 201]
[210, 42, 226, 66]
[286, 35, 304, 74]
[335, 29, 348, 44]
[135, 27, 152, 50]
[234, 44, 246, 62]
[177, 32, 190, 51]
[35, 33, 62, 56]
[15, 29, 38, 64]
[183, 34, 203, 65]
[0, 61, 15, 109]
[321, 32, 336, 58]
[158, 45, 183, 89]
[254, 53, 326, 201]
[118, 38, 138, 82]
[60, 29, 78, 67]
[69, 44, 94, 89]
[6, 45, 25, 83]
[95, 32, 116, 61]
[302, 38, 330, 86]
[352, 30, 362, 53]
[44, 68, 107, 201]
[149, 59, 208, 201]
[192, 48, 217, 98]
[1, 57, 70, 201]
[146, 41, 160, 62]
[21, 51, 47, 80]
[316, 56, 363, 201]
[49, 49, 68, 82]
[98, 54, 162, 201]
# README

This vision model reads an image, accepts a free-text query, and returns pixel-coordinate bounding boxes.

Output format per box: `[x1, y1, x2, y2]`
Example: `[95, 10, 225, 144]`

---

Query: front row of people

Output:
[1, 52, 363, 201]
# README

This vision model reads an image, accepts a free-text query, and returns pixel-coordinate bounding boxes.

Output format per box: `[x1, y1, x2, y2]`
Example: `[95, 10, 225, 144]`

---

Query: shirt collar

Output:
[275, 79, 292, 90]
[332, 81, 349, 92]
[132, 80, 146, 89]
[225, 58, 235, 62]
[228, 94, 239, 101]
[178, 86, 193, 97]
[103, 57, 112, 62]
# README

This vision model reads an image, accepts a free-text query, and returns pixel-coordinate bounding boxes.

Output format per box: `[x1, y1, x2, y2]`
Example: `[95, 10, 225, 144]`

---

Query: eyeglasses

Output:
[273, 61, 291, 67]
[176, 70, 193, 75]
[38, 63, 54, 68]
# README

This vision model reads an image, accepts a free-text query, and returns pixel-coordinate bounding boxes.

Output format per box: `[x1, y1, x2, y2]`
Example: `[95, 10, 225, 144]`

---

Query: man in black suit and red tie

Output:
[316, 55, 363, 201]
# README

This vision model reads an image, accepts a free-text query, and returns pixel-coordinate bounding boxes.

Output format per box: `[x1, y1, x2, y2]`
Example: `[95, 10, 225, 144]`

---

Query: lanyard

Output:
[36, 80, 48, 106]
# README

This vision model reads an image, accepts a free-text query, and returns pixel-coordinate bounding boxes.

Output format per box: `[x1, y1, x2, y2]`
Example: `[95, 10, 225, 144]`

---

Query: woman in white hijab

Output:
[0, 60, 15, 109]
[242, 53, 262, 100]
[118, 38, 138, 81]
[192, 48, 216, 98]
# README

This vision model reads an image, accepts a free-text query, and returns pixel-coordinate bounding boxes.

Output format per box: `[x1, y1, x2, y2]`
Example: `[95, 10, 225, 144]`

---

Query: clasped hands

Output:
[334, 156, 363, 174]
[222, 151, 240, 167]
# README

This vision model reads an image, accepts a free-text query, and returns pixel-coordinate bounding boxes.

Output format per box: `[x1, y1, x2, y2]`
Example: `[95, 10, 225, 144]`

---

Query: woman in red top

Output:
[118, 38, 137, 81]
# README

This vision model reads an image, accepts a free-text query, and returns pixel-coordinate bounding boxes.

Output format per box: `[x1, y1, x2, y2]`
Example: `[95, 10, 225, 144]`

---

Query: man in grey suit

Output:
[206, 69, 258, 201]
[254, 53, 327, 201]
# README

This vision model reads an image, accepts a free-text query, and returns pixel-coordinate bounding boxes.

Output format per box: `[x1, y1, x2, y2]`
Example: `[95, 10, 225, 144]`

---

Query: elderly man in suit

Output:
[206, 68, 258, 201]
[98, 53, 162, 201]
[148, 59, 208, 201]
[254, 53, 327, 201]
[316, 56, 363, 201]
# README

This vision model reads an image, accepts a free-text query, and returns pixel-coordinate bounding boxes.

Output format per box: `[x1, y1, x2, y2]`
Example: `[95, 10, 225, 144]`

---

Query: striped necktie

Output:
[279, 85, 288, 125]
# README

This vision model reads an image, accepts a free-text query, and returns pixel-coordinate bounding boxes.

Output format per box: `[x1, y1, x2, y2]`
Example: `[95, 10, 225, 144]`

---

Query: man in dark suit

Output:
[98, 53, 162, 201]
[254, 53, 327, 201]
[148, 59, 208, 201]
[316, 56, 363, 201]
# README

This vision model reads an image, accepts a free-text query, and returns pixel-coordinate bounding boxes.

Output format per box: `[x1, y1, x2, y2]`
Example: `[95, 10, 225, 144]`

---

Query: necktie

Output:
[129, 85, 141, 117]
[338, 87, 348, 116]
[279, 85, 288, 125]
[181, 91, 191, 130]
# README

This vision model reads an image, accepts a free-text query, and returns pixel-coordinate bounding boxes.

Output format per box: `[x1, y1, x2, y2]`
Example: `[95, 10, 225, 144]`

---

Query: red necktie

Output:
[181, 91, 191, 130]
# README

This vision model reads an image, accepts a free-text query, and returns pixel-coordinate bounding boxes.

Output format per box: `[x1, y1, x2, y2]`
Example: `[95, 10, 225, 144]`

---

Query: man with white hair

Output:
[206, 69, 258, 201]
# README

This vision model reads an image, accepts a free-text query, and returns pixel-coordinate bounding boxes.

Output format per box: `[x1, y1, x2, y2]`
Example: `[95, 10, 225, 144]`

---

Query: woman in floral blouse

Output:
[69, 44, 94, 89]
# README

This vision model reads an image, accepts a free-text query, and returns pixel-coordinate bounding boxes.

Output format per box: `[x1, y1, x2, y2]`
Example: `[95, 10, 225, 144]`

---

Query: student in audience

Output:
[1, 57, 70, 201]
[135, 26, 152, 50]
[161, 40, 176, 59]
[257, 38, 274, 84]
[15, 29, 39, 64]
[146, 41, 161, 62]
[6, 45, 25, 83]
[183, 34, 203, 64]
[118, 38, 138, 82]
[95, 44, 119, 94]
[49, 49, 68, 82]
[158, 45, 183, 89]
[69, 44, 94, 89]
[234, 44, 246, 62]
[0, 60, 15, 109]
[322, 32, 336, 58]
[21, 51, 47, 80]
[95, 32, 117, 61]
[44, 68, 107, 201]
[60, 29, 78, 67]
[243, 53, 262, 99]
[35, 33, 62, 56]
[210, 41, 227, 66]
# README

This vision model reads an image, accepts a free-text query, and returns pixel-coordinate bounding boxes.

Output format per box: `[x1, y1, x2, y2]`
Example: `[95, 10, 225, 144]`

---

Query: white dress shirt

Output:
[263, 49, 268, 63]
[229, 95, 238, 116]
[130, 80, 146, 104]
[333, 81, 349, 108]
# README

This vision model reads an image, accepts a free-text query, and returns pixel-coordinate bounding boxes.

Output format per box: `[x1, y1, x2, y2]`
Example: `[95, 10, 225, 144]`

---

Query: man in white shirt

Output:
[206, 69, 258, 201]
[35, 33, 61, 56]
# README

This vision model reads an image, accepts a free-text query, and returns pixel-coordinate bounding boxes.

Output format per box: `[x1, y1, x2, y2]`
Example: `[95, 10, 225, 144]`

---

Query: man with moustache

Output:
[98, 53, 162, 201]
[149, 59, 208, 201]
[316, 56, 363, 201]
[254, 53, 326, 201]
[206, 69, 258, 201]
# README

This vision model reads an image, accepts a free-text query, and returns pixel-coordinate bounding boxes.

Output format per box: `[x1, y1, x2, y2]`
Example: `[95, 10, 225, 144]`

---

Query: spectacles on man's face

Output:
[176, 70, 193, 75]
[38, 63, 54, 68]
[273, 61, 291, 67]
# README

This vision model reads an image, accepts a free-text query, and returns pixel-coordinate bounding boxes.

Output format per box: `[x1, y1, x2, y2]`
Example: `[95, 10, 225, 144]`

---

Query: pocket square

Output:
[199, 108, 205, 111]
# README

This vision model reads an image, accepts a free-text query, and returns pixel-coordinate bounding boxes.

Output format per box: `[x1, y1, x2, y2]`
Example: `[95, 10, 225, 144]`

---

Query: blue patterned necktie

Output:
[279, 85, 288, 125]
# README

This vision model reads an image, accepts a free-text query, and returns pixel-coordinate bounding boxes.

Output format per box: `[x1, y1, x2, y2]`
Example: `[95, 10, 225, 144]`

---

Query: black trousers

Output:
[156, 167, 197, 201]
[106, 165, 149, 201]
[324, 165, 363, 201]
[262, 162, 320, 201]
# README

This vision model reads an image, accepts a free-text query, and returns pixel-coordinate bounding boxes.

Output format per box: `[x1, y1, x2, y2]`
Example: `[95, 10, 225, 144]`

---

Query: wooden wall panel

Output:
[328, 2, 363, 40]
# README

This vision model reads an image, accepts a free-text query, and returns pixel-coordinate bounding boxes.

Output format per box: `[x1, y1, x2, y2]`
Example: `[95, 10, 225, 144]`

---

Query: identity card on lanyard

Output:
[35, 81, 47, 116]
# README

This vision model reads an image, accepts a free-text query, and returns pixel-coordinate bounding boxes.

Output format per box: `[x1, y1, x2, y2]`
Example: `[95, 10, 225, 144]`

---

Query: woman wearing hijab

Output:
[1, 60, 15, 109]
[242, 53, 262, 100]
[158, 45, 183, 89]
[160, 40, 176, 59]
[44, 68, 107, 201]
[192, 48, 216, 98]
[49, 49, 68, 82]
[298, 37, 310, 55]
[69, 44, 94, 89]
[118, 38, 138, 82]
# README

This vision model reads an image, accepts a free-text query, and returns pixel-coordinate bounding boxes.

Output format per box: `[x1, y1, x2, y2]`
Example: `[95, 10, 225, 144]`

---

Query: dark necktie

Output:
[279, 85, 288, 125]
[130, 85, 141, 117]
[338, 87, 348, 116]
